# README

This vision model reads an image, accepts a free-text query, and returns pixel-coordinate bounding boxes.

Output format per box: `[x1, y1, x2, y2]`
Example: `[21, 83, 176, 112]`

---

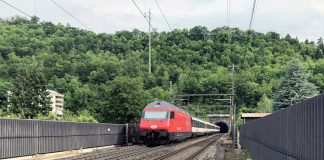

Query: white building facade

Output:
[47, 90, 64, 116]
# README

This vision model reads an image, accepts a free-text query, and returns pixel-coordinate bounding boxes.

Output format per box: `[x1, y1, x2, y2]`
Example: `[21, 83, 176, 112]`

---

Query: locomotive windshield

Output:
[142, 111, 168, 120]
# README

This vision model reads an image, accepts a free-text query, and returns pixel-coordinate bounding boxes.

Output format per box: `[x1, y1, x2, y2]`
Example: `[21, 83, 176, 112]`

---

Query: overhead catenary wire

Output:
[50, 0, 90, 30]
[131, 0, 157, 32]
[249, 0, 257, 30]
[0, 0, 32, 18]
[154, 0, 172, 31]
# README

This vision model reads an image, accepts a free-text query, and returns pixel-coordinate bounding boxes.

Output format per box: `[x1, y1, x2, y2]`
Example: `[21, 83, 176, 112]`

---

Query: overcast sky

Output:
[1, 0, 323, 42]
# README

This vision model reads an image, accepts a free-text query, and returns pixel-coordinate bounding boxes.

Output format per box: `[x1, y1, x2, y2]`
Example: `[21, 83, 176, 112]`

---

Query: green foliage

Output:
[0, 80, 13, 110]
[0, 17, 322, 122]
[0, 109, 6, 117]
[242, 149, 252, 159]
[147, 86, 169, 101]
[274, 59, 319, 110]
[37, 110, 98, 123]
[37, 112, 57, 120]
[9, 67, 51, 119]
[102, 76, 149, 123]
[236, 105, 258, 126]
[0, 111, 21, 119]
[73, 111, 98, 123]
[257, 94, 273, 113]
[62, 110, 98, 123]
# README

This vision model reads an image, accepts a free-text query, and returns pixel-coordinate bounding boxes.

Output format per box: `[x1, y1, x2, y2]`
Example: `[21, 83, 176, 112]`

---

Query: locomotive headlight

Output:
[150, 125, 157, 129]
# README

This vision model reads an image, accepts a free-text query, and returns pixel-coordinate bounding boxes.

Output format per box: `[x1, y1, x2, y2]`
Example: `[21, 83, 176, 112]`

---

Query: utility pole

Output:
[232, 64, 235, 106]
[249, 0, 257, 30]
[169, 81, 173, 94]
[169, 81, 173, 103]
[232, 64, 236, 148]
[131, 0, 154, 74]
[148, 9, 152, 74]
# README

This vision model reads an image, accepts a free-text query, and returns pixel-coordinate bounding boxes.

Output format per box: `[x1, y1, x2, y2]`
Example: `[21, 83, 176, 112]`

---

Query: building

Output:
[47, 90, 64, 116]
[241, 113, 271, 124]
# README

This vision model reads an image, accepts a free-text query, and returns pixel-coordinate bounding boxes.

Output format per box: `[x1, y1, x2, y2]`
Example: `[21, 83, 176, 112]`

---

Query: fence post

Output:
[125, 123, 129, 146]
[36, 120, 39, 155]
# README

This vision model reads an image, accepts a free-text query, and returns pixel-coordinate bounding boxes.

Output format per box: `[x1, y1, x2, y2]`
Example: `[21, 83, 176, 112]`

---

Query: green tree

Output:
[257, 94, 273, 113]
[147, 86, 169, 101]
[103, 76, 148, 123]
[9, 67, 51, 119]
[0, 17, 323, 121]
[315, 37, 324, 59]
[273, 59, 319, 110]
[0, 80, 13, 112]
[62, 110, 98, 123]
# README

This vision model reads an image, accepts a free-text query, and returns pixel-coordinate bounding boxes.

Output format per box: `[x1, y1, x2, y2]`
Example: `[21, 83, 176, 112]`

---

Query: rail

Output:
[153, 134, 222, 160]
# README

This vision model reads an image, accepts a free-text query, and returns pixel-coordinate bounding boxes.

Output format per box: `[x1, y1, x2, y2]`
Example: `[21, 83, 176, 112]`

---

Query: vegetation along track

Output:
[152, 134, 223, 160]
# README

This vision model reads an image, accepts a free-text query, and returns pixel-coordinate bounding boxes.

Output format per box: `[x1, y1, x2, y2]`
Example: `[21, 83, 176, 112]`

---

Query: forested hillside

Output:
[0, 17, 323, 123]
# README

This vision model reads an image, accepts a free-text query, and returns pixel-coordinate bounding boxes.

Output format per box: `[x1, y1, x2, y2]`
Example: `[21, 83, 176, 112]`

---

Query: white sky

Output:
[0, 0, 323, 42]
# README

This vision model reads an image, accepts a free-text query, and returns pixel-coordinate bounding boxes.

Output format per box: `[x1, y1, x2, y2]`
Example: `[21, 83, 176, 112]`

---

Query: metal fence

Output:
[0, 119, 126, 159]
[240, 94, 324, 160]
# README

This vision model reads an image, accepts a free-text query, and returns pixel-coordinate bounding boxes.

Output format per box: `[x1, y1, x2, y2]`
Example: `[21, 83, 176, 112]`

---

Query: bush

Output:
[37, 113, 57, 120]
[62, 110, 98, 123]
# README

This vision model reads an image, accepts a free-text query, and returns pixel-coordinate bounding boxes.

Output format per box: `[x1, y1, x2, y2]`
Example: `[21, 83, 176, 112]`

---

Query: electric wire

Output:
[131, 0, 157, 32]
[249, 0, 257, 30]
[0, 0, 32, 18]
[154, 0, 172, 31]
[50, 0, 90, 30]
[253, 0, 258, 29]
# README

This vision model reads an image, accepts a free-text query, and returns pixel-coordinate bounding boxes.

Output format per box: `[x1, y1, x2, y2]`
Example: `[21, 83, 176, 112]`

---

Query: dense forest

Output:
[0, 17, 323, 123]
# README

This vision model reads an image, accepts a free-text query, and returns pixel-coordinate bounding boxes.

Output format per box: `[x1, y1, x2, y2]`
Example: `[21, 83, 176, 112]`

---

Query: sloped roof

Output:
[208, 114, 230, 118]
[145, 101, 189, 115]
[145, 101, 177, 109]
[241, 113, 271, 118]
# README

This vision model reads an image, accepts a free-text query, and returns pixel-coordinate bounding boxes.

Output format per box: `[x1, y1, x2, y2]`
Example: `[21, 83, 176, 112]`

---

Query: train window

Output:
[170, 111, 174, 119]
[143, 111, 168, 120]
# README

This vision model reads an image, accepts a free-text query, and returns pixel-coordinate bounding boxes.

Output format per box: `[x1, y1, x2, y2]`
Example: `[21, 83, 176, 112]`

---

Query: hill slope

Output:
[0, 17, 323, 122]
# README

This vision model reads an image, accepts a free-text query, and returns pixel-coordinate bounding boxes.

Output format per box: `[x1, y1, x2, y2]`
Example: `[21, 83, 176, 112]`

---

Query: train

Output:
[139, 101, 219, 144]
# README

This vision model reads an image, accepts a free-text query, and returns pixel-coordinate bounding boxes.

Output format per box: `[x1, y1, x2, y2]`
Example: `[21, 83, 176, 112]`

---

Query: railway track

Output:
[56, 134, 223, 160]
[152, 134, 223, 160]
[56, 145, 164, 160]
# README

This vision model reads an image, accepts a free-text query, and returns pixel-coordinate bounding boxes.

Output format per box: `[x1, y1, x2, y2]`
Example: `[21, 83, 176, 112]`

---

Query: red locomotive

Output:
[139, 101, 219, 144]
